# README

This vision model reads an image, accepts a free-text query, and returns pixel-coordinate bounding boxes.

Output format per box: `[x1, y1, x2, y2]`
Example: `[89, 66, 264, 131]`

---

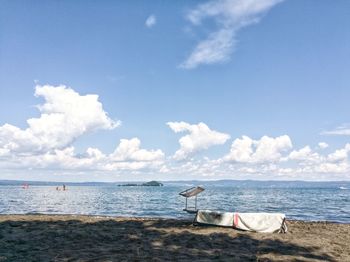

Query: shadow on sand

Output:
[0, 218, 335, 261]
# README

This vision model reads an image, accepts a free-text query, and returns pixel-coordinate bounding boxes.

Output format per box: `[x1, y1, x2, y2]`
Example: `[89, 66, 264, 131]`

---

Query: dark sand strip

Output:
[0, 215, 349, 261]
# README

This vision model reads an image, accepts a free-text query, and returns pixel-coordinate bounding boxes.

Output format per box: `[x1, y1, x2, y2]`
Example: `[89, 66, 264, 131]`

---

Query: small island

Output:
[142, 181, 163, 186]
[118, 181, 163, 187]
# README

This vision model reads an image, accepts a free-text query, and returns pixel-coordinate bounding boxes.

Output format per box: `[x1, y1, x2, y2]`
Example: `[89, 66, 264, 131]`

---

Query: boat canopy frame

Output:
[179, 186, 205, 213]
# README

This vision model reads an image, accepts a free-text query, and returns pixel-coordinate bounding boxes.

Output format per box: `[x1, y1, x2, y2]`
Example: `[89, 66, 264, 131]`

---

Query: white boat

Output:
[194, 210, 287, 233]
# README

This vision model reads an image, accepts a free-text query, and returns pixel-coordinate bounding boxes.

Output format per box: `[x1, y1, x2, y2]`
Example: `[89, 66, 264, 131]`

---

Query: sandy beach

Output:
[0, 215, 348, 261]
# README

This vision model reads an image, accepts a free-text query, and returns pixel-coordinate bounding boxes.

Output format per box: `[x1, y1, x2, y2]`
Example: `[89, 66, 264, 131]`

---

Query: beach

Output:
[0, 215, 349, 261]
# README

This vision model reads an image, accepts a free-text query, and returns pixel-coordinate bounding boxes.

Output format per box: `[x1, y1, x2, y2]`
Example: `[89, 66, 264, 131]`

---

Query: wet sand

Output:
[0, 215, 349, 261]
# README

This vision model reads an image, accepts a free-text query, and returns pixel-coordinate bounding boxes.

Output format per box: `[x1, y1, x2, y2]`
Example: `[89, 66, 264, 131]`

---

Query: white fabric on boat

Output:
[196, 210, 234, 227]
[233, 212, 286, 233]
[195, 210, 287, 233]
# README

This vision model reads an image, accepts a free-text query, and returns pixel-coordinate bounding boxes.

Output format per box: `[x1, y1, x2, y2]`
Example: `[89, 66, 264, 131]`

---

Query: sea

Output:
[0, 180, 349, 223]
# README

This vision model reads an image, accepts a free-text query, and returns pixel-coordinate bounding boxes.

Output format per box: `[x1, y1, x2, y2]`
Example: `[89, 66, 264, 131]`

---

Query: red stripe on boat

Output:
[234, 213, 238, 228]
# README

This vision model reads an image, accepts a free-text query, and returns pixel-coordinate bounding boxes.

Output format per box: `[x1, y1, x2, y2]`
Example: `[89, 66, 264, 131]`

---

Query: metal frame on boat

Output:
[179, 186, 205, 213]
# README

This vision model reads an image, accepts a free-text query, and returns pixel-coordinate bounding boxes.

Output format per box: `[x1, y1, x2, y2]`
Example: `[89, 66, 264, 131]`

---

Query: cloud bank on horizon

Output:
[180, 0, 284, 69]
[0, 85, 349, 181]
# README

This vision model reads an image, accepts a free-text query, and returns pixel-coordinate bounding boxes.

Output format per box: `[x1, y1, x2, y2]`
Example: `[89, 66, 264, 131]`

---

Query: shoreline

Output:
[0, 213, 349, 224]
[0, 214, 349, 261]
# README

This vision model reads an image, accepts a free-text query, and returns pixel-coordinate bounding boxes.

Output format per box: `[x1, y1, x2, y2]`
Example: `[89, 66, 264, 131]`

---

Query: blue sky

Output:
[0, 0, 350, 182]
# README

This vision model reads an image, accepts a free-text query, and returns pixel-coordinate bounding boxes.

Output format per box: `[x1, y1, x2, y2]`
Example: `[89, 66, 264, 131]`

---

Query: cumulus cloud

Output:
[327, 144, 350, 163]
[0, 85, 119, 154]
[181, 0, 284, 69]
[318, 142, 329, 149]
[223, 135, 292, 163]
[283, 143, 350, 175]
[110, 138, 164, 162]
[167, 121, 230, 160]
[100, 138, 165, 171]
[0, 85, 165, 172]
[145, 15, 156, 28]
[288, 146, 321, 163]
[154, 139, 350, 179]
[0, 138, 165, 172]
[1, 85, 350, 180]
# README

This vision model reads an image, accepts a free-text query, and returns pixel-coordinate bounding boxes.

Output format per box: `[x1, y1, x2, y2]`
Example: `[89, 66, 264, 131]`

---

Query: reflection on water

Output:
[0, 185, 349, 223]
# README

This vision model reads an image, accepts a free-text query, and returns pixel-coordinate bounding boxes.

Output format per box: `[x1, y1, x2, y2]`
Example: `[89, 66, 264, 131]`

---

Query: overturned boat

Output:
[195, 210, 287, 233]
[179, 186, 287, 233]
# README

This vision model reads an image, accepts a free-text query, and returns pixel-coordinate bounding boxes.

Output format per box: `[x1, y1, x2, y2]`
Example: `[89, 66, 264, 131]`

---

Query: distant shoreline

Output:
[1, 179, 349, 186]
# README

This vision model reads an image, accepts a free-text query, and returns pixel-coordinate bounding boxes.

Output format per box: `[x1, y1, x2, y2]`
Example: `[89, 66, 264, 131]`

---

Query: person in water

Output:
[63, 184, 66, 191]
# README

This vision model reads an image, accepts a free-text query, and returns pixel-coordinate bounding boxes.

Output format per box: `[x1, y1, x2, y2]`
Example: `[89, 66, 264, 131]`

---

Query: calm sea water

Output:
[0, 182, 349, 223]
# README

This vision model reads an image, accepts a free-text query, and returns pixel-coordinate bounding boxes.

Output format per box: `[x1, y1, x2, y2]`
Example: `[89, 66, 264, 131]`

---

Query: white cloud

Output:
[322, 124, 350, 136]
[181, 0, 284, 69]
[160, 140, 350, 179]
[0, 138, 165, 172]
[224, 135, 292, 163]
[289, 146, 312, 160]
[103, 138, 165, 171]
[0, 148, 10, 157]
[315, 162, 349, 174]
[318, 142, 329, 149]
[288, 146, 321, 163]
[0, 85, 165, 173]
[0, 85, 119, 154]
[86, 147, 105, 160]
[181, 29, 235, 69]
[91, 138, 164, 171]
[1, 85, 350, 180]
[327, 144, 350, 163]
[110, 138, 164, 162]
[285, 144, 350, 175]
[167, 121, 230, 160]
[145, 15, 156, 28]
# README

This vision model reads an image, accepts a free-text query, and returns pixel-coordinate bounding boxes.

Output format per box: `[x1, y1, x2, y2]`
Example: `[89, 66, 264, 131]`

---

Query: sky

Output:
[0, 0, 350, 182]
